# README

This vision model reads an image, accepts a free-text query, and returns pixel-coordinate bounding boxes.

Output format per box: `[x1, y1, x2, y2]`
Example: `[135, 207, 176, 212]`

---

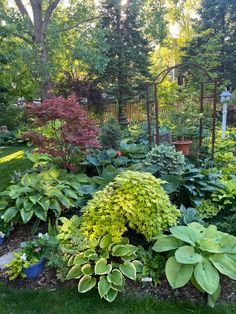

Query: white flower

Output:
[0, 231, 5, 237]
[20, 253, 27, 261]
[38, 233, 43, 238]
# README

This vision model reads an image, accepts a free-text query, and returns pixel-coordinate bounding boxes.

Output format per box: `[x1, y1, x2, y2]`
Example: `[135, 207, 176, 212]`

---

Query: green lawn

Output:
[0, 287, 235, 314]
[0, 145, 32, 191]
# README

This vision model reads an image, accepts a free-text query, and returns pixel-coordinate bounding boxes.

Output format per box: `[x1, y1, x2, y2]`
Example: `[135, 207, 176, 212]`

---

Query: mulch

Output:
[0, 225, 235, 305]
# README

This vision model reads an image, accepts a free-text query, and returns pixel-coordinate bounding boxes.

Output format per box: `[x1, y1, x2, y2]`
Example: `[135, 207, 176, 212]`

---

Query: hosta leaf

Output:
[209, 253, 236, 280]
[170, 226, 202, 246]
[132, 260, 143, 273]
[207, 285, 221, 308]
[194, 257, 219, 295]
[63, 188, 78, 200]
[175, 246, 202, 264]
[74, 253, 88, 266]
[0, 200, 8, 210]
[104, 288, 118, 302]
[165, 256, 193, 288]
[81, 263, 94, 276]
[50, 199, 61, 216]
[67, 255, 75, 266]
[152, 235, 184, 252]
[100, 234, 112, 249]
[66, 266, 82, 280]
[20, 173, 31, 187]
[16, 197, 24, 209]
[34, 207, 47, 221]
[112, 245, 129, 257]
[107, 269, 123, 286]
[23, 199, 34, 212]
[29, 194, 42, 205]
[199, 239, 223, 254]
[20, 208, 33, 224]
[121, 253, 137, 262]
[95, 258, 112, 275]
[3, 207, 18, 223]
[98, 276, 111, 298]
[38, 198, 50, 211]
[59, 196, 73, 208]
[218, 235, 236, 254]
[78, 275, 96, 293]
[8, 188, 21, 199]
[119, 261, 136, 280]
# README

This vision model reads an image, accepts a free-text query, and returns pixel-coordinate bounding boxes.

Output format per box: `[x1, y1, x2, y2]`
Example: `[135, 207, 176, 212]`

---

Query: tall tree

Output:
[183, 0, 236, 86]
[0, 0, 98, 100]
[99, 0, 149, 124]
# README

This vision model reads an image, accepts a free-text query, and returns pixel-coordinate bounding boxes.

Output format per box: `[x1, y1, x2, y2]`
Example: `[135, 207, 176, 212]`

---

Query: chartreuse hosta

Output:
[152, 223, 236, 307]
[66, 235, 143, 302]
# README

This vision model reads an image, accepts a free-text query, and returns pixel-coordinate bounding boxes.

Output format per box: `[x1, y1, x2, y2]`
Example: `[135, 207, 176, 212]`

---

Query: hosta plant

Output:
[0, 169, 93, 224]
[152, 223, 236, 307]
[145, 144, 186, 177]
[66, 235, 143, 302]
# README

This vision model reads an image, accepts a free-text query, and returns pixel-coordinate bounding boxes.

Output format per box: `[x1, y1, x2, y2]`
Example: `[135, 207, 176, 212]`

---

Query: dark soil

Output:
[0, 225, 235, 305]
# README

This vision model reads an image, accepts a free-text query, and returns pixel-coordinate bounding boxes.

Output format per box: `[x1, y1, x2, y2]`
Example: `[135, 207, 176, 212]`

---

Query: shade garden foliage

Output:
[1, 114, 236, 309]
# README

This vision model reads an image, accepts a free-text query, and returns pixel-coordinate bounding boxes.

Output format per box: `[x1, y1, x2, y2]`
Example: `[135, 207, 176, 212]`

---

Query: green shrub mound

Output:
[80, 171, 180, 241]
[145, 144, 186, 176]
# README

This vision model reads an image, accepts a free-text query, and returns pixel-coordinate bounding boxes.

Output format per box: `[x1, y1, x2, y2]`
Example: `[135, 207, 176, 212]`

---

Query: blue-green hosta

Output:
[152, 223, 236, 307]
[0, 169, 94, 224]
[66, 235, 143, 302]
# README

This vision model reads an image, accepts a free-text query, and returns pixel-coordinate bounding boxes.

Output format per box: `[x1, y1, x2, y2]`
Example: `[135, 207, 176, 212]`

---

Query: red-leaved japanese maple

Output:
[23, 95, 100, 167]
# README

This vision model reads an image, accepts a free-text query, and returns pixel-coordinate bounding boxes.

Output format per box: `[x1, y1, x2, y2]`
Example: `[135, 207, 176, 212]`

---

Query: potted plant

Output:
[172, 127, 194, 156]
[5, 233, 57, 280]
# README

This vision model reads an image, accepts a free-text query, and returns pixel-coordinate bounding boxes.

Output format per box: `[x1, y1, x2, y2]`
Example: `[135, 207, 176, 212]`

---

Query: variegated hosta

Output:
[66, 235, 143, 302]
[152, 222, 236, 307]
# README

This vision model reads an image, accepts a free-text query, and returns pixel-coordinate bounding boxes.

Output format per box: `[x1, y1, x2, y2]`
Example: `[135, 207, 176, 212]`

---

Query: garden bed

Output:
[0, 227, 235, 305]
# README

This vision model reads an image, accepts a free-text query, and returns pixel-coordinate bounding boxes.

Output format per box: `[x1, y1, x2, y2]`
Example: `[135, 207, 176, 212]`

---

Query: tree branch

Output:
[61, 14, 107, 32]
[14, 0, 33, 28]
[14, 32, 33, 44]
[42, 0, 61, 34]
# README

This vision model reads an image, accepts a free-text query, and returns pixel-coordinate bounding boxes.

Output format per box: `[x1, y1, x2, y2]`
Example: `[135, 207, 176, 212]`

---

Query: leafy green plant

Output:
[100, 117, 122, 149]
[179, 204, 203, 225]
[210, 179, 236, 235]
[6, 233, 58, 280]
[196, 200, 220, 219]
[0, 217, 13, 238]
[145, 144, 186, 177]
[0, 169, 94, 224]
[80, 171, 180, 241]
[152, 223, 236, 307]
[66, 235, 142, 302]
[136, 246, 166, 286]
[164, 164, 223, 207]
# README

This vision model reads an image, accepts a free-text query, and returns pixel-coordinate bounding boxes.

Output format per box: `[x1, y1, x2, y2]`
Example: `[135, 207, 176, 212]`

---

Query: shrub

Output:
[0, 169, 93, 224]
[145, 144, 186, 177]
[66, 235, 142, 302]
[153, 223, 236, 307]
[80, 171, 180, 241]
[100, 117, 122, 149]
[23, 95, 100, 167]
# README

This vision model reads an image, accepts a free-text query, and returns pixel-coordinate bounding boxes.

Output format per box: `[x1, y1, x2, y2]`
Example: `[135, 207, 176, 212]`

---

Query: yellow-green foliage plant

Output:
[80, 171, 180, 241]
